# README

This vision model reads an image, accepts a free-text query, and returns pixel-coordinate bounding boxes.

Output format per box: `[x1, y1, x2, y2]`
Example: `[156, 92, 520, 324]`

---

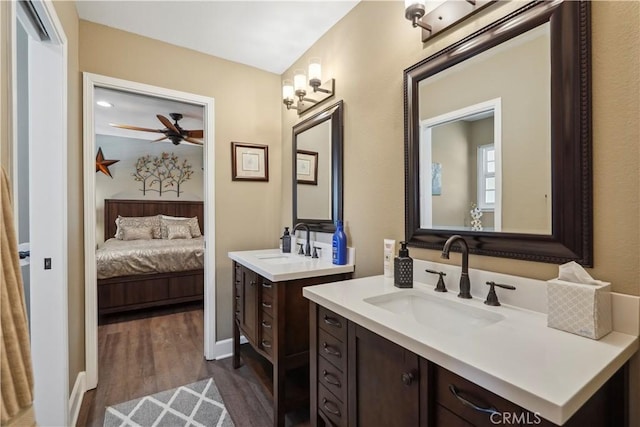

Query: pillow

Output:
[115, 215, 161, 240]
[122, 225, 153, 241]
[166, 224, 192, 240]
[160, 216, 201, 238]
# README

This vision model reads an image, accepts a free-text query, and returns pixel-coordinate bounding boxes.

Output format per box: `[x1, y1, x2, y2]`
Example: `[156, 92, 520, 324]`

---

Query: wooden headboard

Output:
[104, 199, 204, 241]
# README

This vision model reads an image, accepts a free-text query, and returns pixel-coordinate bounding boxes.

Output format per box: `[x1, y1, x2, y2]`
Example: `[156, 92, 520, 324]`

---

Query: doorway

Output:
[83, 73, 217, 391]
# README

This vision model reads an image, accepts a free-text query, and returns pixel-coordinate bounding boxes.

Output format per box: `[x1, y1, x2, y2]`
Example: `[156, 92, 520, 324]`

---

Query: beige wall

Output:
[281, 1, 639, 294]
[432, 121, 470, 226]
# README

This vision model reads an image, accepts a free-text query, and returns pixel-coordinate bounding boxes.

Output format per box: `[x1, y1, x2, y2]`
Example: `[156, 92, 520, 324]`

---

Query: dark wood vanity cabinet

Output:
[309, 302, 627, 427]
[232, 262, 352, 427]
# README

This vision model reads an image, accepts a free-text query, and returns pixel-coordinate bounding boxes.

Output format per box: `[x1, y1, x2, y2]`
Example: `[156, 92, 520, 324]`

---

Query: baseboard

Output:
[214, 336, 248, 360]
[69, 371, 86, 427]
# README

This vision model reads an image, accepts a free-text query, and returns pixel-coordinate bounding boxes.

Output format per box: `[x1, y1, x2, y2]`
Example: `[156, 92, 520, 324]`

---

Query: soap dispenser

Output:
[394, 241, 413, 288]
[281, 227, 291, 253]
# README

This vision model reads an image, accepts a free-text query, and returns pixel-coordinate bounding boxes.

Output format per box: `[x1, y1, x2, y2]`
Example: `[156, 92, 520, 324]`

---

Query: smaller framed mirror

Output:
[292, 101, 343, 232]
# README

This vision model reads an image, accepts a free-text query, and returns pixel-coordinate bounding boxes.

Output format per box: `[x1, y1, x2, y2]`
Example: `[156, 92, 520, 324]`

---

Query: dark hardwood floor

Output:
[77, 303, 310, 427]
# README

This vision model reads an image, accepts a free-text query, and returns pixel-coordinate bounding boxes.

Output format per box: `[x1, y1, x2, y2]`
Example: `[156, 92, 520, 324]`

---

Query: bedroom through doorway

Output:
[83, 73, 216, 392]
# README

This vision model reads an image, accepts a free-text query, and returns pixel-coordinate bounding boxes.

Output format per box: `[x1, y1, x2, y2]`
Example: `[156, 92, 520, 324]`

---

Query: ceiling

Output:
[94, 87, 204, 143]
[75, 0, 360, 75]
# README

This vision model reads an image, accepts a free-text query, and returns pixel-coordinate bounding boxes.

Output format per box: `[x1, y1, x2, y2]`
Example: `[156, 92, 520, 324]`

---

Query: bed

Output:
[97, 199, 205, 316]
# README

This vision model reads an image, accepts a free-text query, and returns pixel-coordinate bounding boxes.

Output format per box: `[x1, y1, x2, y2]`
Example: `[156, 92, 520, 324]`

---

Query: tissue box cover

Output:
[547, 279, 612, 339]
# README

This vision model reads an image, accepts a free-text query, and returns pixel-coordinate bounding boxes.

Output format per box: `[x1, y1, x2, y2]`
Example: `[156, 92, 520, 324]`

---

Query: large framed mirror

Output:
[293, 100, 343, 232]
[405, 1, 592, 265]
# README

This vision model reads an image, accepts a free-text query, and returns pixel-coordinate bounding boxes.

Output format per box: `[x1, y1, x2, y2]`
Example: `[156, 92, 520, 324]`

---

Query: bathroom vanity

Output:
[229, 248, 354, 427]
[304, 273, 638, 427]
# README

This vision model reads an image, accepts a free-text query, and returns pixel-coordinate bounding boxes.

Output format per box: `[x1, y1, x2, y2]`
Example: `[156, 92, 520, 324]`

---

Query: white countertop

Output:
[228, 247, 355, 282]
[303, 276, 639, 425]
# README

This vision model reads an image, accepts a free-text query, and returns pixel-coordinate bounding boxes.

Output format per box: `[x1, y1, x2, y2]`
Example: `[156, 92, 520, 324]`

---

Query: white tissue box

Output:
[547, 279, 612, 339]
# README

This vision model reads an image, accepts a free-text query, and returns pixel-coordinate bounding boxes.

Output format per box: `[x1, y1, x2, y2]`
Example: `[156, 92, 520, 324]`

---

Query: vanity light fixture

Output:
[283, 57, 335, 116]
[405, 0, 496, 42]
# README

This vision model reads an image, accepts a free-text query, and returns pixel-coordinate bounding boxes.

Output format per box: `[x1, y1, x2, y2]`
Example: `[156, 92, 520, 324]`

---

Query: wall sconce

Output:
[283, 58, 335, 116]
[405, 0, 496, 42]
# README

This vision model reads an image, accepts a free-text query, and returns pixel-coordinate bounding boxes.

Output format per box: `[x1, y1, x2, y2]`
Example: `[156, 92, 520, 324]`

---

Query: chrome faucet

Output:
[441, 235, 471, 299]
[293, 223, 311, 256]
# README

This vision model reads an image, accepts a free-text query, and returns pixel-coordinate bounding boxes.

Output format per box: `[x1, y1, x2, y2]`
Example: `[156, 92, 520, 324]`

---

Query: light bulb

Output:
[293, 69, 306, 93]
[282, 80, 294, 101]
[308, 58, 322, 83]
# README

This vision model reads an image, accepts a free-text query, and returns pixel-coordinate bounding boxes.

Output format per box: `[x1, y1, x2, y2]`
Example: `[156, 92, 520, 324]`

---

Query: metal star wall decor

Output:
[95, 147, 119, 178]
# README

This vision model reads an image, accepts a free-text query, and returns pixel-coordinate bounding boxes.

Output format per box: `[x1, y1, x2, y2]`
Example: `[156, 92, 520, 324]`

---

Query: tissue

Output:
[547, 262, 612, 339]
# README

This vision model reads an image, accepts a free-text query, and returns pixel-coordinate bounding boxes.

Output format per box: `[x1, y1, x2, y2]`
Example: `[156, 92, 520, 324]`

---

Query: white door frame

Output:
[82, 73, 217, 390]
[420, 98, 502, 231]
[11, 0, 69, 425]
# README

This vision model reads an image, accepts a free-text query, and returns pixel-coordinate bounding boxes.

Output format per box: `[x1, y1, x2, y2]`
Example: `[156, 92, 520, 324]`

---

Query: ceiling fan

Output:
[110, 113, 204, 146]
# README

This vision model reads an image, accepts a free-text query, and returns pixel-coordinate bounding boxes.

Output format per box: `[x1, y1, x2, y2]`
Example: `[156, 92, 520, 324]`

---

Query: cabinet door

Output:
[239, 265, 258, 344]
[348, 324, 422, 427]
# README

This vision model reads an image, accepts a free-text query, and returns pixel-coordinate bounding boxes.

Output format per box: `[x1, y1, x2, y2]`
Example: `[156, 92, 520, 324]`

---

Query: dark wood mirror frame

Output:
[293, 100, 344, 233]
[404, 1, 593, 266]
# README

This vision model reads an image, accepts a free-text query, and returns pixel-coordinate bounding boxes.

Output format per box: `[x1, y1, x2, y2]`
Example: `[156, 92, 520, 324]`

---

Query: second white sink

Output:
[364, 289, 505, 334]
[254, 253, 310, 265]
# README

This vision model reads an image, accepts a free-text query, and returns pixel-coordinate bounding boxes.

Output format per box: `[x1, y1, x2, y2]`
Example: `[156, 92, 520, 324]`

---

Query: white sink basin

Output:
[364, 289, 505, 334]
[254, 253, 310, 265]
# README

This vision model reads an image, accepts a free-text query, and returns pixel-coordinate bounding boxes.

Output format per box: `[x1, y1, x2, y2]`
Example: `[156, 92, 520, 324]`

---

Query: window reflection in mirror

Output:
[418, 22, 552, 235]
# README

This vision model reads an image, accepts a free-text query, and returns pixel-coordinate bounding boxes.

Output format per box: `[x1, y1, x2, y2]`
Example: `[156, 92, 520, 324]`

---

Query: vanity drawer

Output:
[435, 365, 522, 426]
[261, 292, 274, 318]
[261, 280, 274, 298]
[318, 329, 346, 373]
[318, 306, 347, 342]
[318, 354, 346, 403]
[260, 312, 273, 340]
[318, 384, 346, 427]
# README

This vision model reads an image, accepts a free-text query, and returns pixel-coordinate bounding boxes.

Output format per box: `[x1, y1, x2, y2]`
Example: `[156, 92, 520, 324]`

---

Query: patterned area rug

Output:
[104, 378, 234, 427]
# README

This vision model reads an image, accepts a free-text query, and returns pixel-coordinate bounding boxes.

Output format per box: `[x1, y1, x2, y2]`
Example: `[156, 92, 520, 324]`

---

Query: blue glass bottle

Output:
[332, 220, 347, 265]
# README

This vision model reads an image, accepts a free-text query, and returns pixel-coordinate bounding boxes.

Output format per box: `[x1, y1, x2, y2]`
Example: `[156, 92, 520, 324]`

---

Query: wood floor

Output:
[77, 303, 310, 427]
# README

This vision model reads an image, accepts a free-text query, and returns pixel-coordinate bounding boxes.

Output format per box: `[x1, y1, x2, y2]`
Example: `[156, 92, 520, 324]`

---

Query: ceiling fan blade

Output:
[151, 136, 169, 143]
[156, 114, 181, 134]
[183, 137, 204, 146]
[109, 123, 164, 133]
[185, 129, 204, 138]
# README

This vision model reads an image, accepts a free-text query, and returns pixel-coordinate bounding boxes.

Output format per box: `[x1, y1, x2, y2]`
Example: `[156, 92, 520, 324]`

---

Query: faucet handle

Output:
[297, 243, 305, 255]
[484, 281, 516, 306]
[425, 269, 447, 292]
[312, 246, 321, 259]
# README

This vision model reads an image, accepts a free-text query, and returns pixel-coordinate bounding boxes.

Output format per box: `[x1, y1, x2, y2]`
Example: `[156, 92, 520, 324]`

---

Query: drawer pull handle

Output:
[235, 295, 240, 299]
[401, 371, 415, 386]
[261, 320, 272, 329]
[261, 339, 272, 349]
[323, 315, 342, 328]
[449, 385, 499, 415]
[262, 283, 273, 289]
[322, 398, 341, 416]
[322, 342, 341, 358]
[322, 370, 341, 387]
[262, 302, 272, 309]
[250, 280, 256, 286]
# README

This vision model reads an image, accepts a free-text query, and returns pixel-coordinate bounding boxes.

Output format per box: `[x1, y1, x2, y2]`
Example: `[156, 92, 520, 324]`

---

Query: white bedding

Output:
[96, 237, 204, 279]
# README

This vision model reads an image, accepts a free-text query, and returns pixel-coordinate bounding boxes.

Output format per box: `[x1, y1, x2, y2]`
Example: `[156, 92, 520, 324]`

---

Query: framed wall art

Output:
[231, 142, 269, 182]
[296, 150, 318, 185]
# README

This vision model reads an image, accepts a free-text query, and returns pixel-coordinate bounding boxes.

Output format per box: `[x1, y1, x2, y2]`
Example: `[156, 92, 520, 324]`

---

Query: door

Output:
[12, 1, 69, 424]
[239, 265, 258, 344]
[348, 324, 421, 427]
